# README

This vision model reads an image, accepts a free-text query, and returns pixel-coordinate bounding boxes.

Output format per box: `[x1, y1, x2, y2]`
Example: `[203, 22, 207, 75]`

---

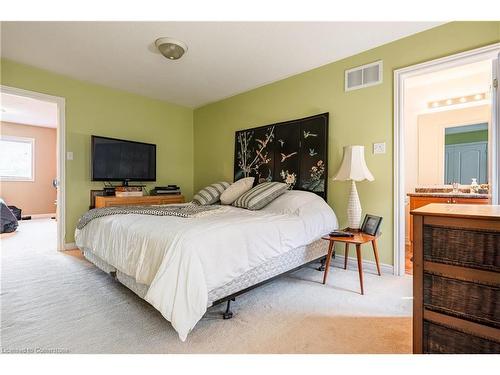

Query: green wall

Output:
[193, 22, 500, 266]
[445, 130, 488, 145]
[1, 59, 194, 243]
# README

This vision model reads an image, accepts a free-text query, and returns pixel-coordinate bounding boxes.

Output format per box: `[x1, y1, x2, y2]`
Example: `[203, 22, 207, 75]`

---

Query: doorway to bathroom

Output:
[394, 43, 500, 276]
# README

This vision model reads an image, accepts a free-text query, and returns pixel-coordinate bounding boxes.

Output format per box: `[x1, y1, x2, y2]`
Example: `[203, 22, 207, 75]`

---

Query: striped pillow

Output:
[233, 182, 289, 210]
[193, 182, 231, 205]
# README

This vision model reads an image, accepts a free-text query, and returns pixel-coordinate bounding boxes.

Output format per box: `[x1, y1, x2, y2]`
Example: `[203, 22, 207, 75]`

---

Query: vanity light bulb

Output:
[459, 97, 466, 103]
[474, 94, 482, 100]
[446, 99, 452, 105]
[431, 102, 439, 108]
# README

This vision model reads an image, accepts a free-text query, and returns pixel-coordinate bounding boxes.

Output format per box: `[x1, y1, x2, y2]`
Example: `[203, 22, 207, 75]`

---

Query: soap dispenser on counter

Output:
[470, 178, 479, 194]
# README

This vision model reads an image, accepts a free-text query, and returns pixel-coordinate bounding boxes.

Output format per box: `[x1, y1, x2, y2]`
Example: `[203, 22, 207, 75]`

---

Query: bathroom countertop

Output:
[407, 192, 490, 199]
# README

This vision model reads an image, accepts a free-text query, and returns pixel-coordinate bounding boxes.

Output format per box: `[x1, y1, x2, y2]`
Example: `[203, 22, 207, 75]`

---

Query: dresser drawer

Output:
[452, 197, 490, 204]
[423, 225, 500, 272]
[95, 195, 184, 208]
[423, 320, 500, 354]
[410, 197, 451, 210]
[424, 273, 500, 328]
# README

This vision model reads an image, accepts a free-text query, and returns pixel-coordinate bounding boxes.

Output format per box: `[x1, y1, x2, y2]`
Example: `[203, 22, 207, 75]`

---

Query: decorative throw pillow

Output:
[192, 181, 230, 205]
[232, 182, 289, 210]
[220, 177, 255, 205]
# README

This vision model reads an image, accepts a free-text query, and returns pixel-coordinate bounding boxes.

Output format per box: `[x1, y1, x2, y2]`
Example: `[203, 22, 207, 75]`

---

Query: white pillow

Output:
[261, 190, 339, 239]
[261, 190, 322, 215]
[220, 177, 255, 205]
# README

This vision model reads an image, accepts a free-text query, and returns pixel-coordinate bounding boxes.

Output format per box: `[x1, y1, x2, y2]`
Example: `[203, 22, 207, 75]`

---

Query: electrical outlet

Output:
[373, 142, 386, 154]
[67, 151, 74, 160]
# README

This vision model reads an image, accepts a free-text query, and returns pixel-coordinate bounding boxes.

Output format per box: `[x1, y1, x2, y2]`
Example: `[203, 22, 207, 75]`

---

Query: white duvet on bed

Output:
[75, 191, 337, 341]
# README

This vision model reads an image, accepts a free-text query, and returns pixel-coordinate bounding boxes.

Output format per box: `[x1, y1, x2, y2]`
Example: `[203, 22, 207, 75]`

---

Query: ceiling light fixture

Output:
[155, 37, 188, 60]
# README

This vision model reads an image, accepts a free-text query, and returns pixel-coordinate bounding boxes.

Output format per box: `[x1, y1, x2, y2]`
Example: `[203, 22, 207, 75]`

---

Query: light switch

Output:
[373, 142, 386, 154]
[67, 151, 74, 160]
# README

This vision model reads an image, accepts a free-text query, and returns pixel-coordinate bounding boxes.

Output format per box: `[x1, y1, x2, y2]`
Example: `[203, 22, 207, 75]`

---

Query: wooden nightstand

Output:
[321, 231, 381, 295]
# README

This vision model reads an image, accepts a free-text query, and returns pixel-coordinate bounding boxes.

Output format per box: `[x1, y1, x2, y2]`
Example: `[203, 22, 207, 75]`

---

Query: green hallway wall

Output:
[1, 59, 194, 243]
[193, 22, 500, 266]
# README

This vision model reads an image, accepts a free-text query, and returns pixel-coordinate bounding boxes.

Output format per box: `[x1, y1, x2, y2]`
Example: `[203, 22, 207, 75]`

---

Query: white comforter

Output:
[75, 191, 337, 341]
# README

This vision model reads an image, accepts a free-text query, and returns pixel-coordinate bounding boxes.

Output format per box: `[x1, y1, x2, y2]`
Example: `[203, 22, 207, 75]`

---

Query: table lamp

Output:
[333, 145, 374, 230]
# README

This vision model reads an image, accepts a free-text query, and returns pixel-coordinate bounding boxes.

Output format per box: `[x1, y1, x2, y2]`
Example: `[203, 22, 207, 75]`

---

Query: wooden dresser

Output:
[408, 194, 490, 252]
[411, 204, 500, 354]
[95, 195, 185, 208]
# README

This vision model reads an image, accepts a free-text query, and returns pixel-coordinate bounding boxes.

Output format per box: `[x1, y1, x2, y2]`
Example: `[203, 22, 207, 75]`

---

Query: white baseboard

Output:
[63, 242, 77, 250]
[331, 254, 394, 275]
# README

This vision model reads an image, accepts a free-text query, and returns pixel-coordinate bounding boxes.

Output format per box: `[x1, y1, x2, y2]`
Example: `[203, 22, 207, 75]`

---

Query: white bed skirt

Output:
[81, 238, 328, 308]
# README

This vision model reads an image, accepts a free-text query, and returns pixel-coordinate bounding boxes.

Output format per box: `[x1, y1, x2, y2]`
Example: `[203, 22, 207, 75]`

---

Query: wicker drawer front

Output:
[423, 225, 500, 272]
[424, 273, 500, 328]
[423, 321, 500, 354]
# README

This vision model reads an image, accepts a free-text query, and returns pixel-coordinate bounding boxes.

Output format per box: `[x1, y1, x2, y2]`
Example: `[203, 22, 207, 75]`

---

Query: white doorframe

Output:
[393, 42, 500, 276]
[1, 85, 66, 251]
[493, 53, 500, 205]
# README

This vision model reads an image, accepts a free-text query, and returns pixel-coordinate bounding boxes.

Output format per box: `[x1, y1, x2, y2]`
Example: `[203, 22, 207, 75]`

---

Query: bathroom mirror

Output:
[416, 104, 491, 187]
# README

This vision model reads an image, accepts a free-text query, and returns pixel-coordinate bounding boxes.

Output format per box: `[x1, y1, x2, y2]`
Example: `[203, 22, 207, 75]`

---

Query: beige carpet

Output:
[1, 219, 412, 353]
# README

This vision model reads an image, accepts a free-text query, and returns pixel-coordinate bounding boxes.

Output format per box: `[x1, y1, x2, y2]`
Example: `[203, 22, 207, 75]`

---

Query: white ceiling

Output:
[1, 93, 58, 127]
[1, 22, 442, 108]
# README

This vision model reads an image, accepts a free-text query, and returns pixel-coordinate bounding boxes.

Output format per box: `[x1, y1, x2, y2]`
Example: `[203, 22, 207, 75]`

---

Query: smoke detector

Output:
[155, 37, 188, 60]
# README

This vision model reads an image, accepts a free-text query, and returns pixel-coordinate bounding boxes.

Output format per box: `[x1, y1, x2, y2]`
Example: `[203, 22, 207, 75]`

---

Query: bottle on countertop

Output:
[470, 178, 479, 194]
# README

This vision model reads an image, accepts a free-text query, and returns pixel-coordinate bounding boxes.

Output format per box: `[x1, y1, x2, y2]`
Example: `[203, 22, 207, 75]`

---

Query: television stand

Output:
[95, 195, 185, 208]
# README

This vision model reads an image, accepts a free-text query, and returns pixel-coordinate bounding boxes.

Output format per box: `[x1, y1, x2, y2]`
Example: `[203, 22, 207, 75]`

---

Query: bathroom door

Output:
[445, 141, 488, 184]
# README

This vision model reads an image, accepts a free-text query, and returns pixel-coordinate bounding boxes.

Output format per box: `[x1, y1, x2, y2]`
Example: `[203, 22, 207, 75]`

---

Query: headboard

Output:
[234, 113, 329, 199]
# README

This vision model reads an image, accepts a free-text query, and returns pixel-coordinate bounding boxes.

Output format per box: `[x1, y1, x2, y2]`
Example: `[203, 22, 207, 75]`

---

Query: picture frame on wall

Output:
[360, 214, 383, 236]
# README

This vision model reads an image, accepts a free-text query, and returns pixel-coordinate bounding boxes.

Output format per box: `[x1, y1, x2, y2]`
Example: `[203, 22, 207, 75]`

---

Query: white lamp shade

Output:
[333, 145, 374, 182]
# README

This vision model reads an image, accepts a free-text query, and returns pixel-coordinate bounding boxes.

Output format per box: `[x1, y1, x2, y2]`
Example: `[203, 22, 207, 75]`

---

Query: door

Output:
[445, 142, 488, 184]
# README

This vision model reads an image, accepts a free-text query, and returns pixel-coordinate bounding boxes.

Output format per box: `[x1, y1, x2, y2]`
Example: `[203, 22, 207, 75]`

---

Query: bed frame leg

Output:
[317, 257, 326, 271]
[317, 251, 335, 271]
[222, 298, 234, 320]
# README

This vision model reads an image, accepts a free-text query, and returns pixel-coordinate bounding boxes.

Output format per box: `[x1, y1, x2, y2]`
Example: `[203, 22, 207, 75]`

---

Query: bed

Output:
[75, 190, 338, 341]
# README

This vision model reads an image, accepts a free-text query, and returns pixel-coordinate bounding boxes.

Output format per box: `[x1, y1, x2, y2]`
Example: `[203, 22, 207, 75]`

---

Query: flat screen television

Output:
[91, 135, 156, 184]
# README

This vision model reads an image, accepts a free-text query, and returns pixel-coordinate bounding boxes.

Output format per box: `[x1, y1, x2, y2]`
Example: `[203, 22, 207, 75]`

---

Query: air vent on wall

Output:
[345, 60, 383, 91]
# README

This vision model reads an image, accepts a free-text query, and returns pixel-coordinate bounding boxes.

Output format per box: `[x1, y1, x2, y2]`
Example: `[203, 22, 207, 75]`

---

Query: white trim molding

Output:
[493, 53, 500, 204]
[393, 42, 500, 276]
[1, 85, 66, 251]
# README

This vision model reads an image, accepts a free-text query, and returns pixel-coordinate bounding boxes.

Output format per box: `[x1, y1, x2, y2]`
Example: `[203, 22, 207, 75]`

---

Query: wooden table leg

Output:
[355, 244, 364, 295]
[344, 243, 349, 269]
[322, 240, 335, 284]
[371, 239, 381, 276]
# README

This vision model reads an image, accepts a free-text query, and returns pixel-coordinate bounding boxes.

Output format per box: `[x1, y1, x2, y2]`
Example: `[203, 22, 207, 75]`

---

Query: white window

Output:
[0, 136, 35, 181]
